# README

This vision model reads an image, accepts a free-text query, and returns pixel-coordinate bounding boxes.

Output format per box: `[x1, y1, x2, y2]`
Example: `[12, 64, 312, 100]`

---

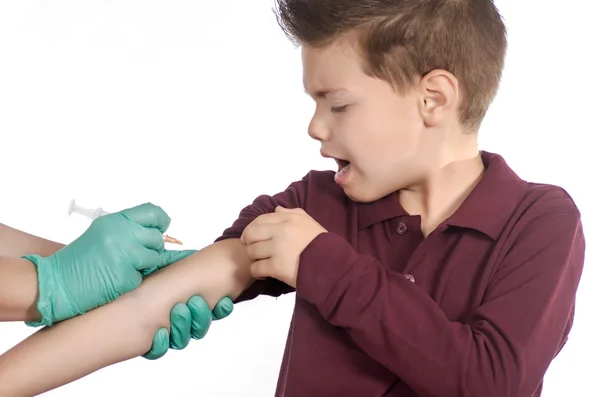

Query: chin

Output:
[342, 186, 386, 203]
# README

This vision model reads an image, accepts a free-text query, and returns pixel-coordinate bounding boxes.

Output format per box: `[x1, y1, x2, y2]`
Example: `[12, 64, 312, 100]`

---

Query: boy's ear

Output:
[418, 69, 460, 127]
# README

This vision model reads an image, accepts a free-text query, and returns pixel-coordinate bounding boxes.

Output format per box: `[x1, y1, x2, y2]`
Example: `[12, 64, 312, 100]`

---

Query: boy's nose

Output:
[308, 117, 330, 142]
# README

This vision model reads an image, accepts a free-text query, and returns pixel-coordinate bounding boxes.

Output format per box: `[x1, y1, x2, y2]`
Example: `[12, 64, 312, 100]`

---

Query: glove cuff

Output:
[21, 254, 55, 327]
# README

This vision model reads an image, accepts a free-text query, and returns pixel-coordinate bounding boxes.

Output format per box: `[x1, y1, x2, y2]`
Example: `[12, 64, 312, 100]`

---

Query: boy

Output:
[0, 1, 585, 396]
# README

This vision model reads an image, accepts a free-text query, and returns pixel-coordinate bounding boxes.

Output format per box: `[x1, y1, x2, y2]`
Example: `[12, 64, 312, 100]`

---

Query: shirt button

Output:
[396, 222, 408, 235]
[404, 274, 415, 283]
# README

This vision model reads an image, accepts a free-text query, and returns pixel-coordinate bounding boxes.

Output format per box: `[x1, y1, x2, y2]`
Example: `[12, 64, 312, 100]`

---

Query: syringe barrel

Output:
[73, 207, 105, 220]
[68, 200, 111, 220]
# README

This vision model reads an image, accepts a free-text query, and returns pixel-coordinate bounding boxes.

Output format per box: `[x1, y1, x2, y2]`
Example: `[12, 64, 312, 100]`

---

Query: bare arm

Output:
[0, 238, 254, 397]
[0, 223, 64, 257]
[0, 223, 64, 322]
[0, 256, 41, 322]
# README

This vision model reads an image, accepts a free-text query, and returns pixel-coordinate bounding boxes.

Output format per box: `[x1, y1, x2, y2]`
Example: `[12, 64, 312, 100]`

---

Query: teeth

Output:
[337, 162, 351, 174]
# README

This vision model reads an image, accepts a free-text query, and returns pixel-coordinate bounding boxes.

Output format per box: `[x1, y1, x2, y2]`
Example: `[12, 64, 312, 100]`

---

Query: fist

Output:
[240, 206, 327, 288]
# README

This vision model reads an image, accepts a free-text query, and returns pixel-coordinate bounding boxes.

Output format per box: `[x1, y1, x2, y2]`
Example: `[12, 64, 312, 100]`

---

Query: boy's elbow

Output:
[461, 363, 524, 397]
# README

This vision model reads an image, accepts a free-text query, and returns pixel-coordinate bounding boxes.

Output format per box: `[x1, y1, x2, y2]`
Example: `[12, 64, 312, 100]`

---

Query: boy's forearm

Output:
[0, 256, 41, 322]
[0, 223, 64, 257]
[135, 238, 254, 316]
[0, 238, 254, 397]
[0, 292, 146, 397]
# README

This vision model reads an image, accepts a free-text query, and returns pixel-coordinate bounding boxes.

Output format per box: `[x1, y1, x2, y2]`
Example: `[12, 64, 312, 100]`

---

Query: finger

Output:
[119, 202, 171, 234]
[142, 327, 170, 360]
[275, 205, 305, 213]
[275, 205, 293, 212]
[158, 249, 197, 267]
[250, 258, 275, 279]
[245, 240, 274, 261]
[187, 295, 212, 340]
[169, 303, 192, 350]
[243, 222, 280, 246]
[131, 226, 165, 251]
[242, 211, 288, 240]
[241, 216, 266, 244]
[256, 211, 290, 223]
[127, 245, 161, 273]
[212, 296, 234, 320]
[140, 249, 196, 276]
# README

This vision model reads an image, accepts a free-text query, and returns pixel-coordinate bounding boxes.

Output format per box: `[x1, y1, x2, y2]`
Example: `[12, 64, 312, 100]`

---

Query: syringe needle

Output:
[164, 235, 183, 245]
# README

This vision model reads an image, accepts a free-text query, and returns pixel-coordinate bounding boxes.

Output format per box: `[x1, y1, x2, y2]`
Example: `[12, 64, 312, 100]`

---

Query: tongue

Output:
[337, 162, 351, 174]
[338, 160, 350, 172]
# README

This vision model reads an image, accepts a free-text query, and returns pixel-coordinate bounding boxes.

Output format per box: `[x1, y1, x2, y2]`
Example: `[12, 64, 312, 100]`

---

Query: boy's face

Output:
[302, 41, 453, 203]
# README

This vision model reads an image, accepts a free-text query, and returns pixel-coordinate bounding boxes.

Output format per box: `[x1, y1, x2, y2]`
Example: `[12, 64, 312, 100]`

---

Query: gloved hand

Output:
[143, 295, 235, 360]
[23, 202, 191, 327]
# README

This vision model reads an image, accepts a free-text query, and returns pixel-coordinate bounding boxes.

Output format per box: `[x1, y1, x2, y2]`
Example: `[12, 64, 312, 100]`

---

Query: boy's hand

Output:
[240, 206, 327, 287]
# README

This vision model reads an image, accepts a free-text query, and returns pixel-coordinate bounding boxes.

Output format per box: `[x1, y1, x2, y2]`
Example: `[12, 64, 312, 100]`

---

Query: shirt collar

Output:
[357, 151, 528, 240]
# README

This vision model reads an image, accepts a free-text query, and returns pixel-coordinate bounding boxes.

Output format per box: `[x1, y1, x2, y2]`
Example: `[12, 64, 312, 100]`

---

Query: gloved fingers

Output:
[143, 327, 170, 360]
[131, 226, 165, 252]
[119, 202, 171, 234]
[169, 303, 192, 350]
[187, 295, 213, 340]
[212, 296, 234, 320]
[158, 249, 197, 267]
[128, 245, 162, 273]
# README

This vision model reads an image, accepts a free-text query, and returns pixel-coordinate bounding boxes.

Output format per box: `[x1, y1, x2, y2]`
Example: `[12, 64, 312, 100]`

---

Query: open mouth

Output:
[335, 158, 351, 172]
[331, 156, 353, 184]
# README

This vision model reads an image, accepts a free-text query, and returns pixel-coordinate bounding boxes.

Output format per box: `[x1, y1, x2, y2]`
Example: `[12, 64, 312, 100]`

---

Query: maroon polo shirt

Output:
[215, 151, 585, 397]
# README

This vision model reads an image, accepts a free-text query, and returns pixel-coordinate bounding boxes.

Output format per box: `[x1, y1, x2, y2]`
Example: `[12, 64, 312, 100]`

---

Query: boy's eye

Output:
[331, 105, 349, 113]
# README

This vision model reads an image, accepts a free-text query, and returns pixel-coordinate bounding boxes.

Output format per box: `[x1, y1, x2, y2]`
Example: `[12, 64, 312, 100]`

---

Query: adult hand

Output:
[23, 202, 189, 327]
[143, 295, 234, 360]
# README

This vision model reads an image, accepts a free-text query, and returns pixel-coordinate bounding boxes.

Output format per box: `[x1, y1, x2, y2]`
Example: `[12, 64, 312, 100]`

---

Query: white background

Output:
[0, 1, 598, 396]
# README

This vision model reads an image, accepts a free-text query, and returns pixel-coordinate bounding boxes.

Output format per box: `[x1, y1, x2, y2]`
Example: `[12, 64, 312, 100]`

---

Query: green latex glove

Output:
[143, 295, 234, 360]
[23, 202, 190, 327]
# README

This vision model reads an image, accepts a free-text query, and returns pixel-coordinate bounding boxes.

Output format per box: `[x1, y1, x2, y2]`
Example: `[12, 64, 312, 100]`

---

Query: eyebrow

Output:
[304, 88, 348, 98]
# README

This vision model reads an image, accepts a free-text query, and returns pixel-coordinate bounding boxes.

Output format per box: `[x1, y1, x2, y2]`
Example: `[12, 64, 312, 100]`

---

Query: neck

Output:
[399, 137, 483, 235]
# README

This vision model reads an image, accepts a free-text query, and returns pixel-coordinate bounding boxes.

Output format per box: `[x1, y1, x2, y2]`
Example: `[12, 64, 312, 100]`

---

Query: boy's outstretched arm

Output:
[0, 238, 254, 397]
[0, 222, 64, 257]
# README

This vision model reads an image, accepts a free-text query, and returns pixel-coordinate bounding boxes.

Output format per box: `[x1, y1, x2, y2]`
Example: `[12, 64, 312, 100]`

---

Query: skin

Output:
[0, 223, 64, 322]
[302, 41, 485, 235]
[0, 38, 492, 395]
[241, 39, 489, 287]
[0, 239, 252, 396]
[241, 206, 326, 287]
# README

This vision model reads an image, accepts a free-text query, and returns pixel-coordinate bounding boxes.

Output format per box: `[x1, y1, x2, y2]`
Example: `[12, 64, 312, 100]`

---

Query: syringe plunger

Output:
[67, 199, 110, 220]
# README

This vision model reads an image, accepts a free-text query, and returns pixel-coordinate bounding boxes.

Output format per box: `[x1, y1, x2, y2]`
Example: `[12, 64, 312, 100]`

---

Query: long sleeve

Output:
[215, 174, 310, 302]
[295, 206, 585, 396]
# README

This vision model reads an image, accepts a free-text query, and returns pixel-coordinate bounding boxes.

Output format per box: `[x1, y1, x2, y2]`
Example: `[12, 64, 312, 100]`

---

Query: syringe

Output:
[67, 199, 183, 245]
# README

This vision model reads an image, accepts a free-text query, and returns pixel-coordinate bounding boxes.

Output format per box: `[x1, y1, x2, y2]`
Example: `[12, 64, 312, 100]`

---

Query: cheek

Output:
[341, 117, 385, 164]
[364, 116, 418, 160]
[340, 103, 421, 169]
[364, 122, 424, 184]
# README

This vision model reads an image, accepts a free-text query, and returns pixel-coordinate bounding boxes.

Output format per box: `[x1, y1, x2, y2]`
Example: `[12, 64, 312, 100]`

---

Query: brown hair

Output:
[273, 0, 507, 131]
